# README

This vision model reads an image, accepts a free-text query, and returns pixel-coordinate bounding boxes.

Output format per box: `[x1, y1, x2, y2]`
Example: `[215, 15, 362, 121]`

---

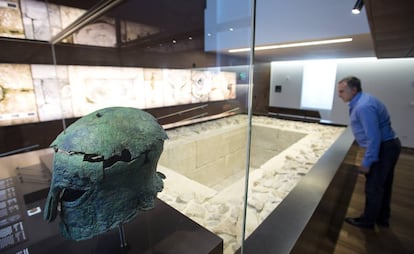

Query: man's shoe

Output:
[376, 220, 390, 227]
[344, 217, 374, 229]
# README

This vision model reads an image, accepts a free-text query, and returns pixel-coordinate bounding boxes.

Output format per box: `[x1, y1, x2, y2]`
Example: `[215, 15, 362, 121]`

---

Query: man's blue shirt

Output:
[348, 92, 396, 168]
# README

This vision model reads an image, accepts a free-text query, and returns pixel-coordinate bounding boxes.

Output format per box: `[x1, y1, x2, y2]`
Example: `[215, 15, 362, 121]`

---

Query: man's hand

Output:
[358, 166, 370, 174]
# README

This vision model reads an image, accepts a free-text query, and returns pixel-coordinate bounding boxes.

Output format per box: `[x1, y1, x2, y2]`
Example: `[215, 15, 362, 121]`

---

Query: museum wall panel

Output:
[269, 58, 414, 148]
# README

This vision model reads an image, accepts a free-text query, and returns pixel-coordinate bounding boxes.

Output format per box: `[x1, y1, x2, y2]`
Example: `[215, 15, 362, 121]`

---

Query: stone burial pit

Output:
[158, 121, 306, 191]
[156, 115, 344, 254]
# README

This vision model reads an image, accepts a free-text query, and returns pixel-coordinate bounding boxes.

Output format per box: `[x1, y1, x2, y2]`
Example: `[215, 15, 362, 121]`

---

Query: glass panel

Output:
[48, 1, 256, 253]
[0, 1, 356, 254]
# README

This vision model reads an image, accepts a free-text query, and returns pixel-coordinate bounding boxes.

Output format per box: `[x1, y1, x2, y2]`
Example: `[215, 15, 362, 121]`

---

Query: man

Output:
[337, 76, 401, 229]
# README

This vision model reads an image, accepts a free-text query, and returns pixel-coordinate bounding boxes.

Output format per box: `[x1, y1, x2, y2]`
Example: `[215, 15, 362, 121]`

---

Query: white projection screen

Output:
[300, 60, 337, 110]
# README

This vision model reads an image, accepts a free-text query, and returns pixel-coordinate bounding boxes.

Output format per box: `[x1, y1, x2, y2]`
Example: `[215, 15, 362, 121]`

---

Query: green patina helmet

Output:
[43, 107, 168, 241]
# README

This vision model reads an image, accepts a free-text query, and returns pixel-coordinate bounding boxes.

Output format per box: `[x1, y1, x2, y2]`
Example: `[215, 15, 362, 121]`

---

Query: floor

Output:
[332, 148, 414, 254]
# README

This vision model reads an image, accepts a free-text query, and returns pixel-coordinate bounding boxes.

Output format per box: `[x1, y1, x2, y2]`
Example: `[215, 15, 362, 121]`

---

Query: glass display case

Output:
[0, 1, 358, 254]
[0, 1, 255, 253]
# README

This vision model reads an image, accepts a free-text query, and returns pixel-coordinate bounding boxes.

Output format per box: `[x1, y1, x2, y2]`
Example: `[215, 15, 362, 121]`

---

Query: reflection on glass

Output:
[1, 0, 256, 253]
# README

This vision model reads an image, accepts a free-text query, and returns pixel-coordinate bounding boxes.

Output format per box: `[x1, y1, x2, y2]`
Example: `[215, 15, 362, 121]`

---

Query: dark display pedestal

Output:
[23, 199, 223, 254]
[2, 166, 222, 254]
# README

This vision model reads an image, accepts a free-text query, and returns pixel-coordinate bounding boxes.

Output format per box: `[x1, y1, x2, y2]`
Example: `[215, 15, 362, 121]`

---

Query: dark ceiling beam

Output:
[364, 0, 414, 58]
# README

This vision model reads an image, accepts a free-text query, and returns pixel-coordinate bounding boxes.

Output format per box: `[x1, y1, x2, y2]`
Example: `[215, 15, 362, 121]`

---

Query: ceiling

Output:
[237, 34, 376, 62]
[45, 0, 414, 61]
[230, 0, 414, 62]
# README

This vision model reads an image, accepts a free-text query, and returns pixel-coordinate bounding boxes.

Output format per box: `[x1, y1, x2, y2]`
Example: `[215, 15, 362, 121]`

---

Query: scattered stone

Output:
[156, 115, 344, 254]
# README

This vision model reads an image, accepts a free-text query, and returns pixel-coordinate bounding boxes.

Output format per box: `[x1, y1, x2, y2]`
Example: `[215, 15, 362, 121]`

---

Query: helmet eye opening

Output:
[62, 188, 86, 202]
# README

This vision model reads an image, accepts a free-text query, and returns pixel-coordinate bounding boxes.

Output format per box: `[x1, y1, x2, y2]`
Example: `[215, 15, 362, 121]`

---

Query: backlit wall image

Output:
[0, 64, 237, 126]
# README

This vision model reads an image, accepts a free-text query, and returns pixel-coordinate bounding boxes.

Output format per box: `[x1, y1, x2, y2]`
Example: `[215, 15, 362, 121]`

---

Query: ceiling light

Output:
[228, 38, 353, 53]
[352, 0, 364, 14]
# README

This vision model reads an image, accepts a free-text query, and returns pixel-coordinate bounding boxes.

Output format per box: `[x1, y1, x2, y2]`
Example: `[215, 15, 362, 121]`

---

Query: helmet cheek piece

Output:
[45, 142, 165, 241]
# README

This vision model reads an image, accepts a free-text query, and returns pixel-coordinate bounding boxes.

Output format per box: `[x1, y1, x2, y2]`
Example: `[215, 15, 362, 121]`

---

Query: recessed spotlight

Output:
[352, 0, 364, 14]
[172, 40, 177, 44]
[229, 28, 234, 31]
